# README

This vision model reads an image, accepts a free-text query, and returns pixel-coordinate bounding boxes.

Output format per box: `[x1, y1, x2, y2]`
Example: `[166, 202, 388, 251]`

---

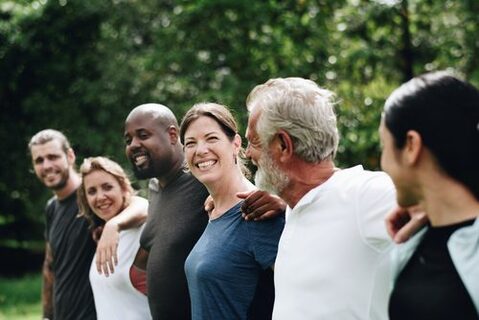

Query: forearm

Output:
[42, 244, 54, 319]
[42, 268, 54, 319]
[96, 196, 148, 275]
[107, 196, 148, 231]
[130, 248, 149, 295]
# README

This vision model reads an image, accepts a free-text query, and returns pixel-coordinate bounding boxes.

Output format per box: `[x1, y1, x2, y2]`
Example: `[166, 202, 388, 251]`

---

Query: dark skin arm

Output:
[131, 247, 149, 296]
[133, 247, 149, 271]
[237, 190, 286, 221]
[204, 190, 286, 220]
[42, 242, 54, 319]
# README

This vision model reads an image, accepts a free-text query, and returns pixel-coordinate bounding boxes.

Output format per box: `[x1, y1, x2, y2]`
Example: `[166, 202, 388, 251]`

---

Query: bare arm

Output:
[42, 242, 54, 320]
[385, 205, 428, 243]
[204, 190, 286, 221]
[237, 190, 286, 221]
[133, 247, 149, 271]
[96, 196, 148, 276]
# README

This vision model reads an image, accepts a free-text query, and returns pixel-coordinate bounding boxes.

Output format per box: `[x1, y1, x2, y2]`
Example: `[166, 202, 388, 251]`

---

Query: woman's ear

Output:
[404, 130, 423, 165]
[233, 133, 242, 154]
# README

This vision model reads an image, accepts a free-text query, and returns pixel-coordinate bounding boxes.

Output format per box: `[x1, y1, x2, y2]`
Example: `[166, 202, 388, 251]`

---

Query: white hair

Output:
[246, 77, 339, 163]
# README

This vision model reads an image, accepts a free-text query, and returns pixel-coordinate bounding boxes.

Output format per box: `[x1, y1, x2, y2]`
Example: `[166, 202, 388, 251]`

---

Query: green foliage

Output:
[1, 0, 478, 248]
[0, 273, 42, 319]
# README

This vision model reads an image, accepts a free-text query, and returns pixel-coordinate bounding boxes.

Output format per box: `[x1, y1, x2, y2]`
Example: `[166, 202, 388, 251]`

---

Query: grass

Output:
[0, 273, 42, 320]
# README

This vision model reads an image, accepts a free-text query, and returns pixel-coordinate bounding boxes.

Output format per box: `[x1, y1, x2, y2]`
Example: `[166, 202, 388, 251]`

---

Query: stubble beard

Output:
[47, 169, 70, 191]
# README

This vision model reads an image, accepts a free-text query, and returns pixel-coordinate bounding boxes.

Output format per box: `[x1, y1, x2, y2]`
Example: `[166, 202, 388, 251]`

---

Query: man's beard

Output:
[255, 152, 289, 196]
[48, 169, 69, 191]
[131, 163, 157, 180]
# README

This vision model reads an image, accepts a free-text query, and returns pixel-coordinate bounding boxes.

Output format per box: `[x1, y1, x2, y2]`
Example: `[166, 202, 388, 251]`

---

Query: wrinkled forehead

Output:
[247, 106, 264, 136]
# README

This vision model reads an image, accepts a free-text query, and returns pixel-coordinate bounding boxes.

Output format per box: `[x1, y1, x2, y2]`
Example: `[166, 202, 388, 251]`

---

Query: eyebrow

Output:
[34, 153, 59, 160]
[185, 130, 219, 140]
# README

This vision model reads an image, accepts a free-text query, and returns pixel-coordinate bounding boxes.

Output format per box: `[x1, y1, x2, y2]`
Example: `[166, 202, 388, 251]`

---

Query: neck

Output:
[420, 177, 479, 226]
[208, 171, 255, 219]
[55, 170, 81, 201]
[157, 151, 185, 188]
[282, 159, 337, 208]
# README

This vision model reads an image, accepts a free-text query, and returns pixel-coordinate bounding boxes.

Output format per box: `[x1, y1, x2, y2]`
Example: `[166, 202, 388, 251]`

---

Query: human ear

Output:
[233, 133, 242, 154]
[167, 126, 179, 144]
[404, 130, 423, 165]
[276, 130, 294, 162]
[66, 148, 76, 166]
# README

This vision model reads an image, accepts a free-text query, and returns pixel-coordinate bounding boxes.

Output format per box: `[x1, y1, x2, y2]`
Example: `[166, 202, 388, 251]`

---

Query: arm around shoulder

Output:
[237, 190, 286, 221]
[111, 195, 148, 230]
[96, 196, 148, 276]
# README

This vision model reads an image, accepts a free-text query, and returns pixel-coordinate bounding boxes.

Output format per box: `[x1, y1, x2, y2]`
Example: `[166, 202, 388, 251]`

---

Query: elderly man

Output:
[245, 78, 396, 319]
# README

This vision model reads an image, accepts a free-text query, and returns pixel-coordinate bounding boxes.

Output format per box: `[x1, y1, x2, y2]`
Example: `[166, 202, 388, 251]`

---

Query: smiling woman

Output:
[77, 157, 151, 320]
[78, 157, 134, 228]
[179, 103, 284, 320]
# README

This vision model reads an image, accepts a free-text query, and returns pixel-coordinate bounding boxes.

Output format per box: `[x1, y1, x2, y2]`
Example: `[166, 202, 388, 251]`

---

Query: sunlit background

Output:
[1, 0, 478, 317]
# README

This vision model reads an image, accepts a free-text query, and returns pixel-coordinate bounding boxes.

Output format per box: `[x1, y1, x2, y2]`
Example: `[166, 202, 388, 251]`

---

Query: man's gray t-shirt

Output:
[140, 170, 209, 320]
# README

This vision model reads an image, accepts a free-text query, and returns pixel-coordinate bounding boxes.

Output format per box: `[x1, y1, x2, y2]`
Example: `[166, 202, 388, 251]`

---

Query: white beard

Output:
[255, 152, 289, 196]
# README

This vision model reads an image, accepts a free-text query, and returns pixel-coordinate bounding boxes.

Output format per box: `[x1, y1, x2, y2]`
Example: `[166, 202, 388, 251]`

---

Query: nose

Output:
[195, 141, 210, 155]
[96, 190, 107, 201]
[126, 136, 142, 155]
[130, 136, 142, 149]
[41, 158, 54, 171]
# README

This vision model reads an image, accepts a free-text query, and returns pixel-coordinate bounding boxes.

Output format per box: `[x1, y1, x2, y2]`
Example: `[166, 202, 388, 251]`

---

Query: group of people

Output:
[28, 70, 479, 320]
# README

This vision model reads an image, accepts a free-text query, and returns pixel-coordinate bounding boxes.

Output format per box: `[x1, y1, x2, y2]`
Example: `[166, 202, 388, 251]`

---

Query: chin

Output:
[49, 181, 67, 191]
[133, 167, 154, 180]
[44, 181, 57, 188]
[255, 179, 280, 196]
[193, 171, 216, 186]
[98, 211, 115, 222]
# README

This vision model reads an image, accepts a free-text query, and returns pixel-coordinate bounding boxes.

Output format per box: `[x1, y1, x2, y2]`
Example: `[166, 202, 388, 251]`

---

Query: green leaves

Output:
[1, 0, 478, 248]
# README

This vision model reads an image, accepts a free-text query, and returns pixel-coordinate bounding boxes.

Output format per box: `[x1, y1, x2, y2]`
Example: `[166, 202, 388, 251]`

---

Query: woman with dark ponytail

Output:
[379, 71, 479, 319]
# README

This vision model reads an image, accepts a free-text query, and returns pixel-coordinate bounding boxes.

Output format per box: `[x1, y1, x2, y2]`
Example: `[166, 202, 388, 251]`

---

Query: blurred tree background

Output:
[0, 0, 478, 274]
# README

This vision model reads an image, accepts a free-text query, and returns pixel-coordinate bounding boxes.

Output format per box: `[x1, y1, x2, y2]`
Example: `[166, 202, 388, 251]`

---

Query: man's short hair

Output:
[28, 129, 71, 154]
